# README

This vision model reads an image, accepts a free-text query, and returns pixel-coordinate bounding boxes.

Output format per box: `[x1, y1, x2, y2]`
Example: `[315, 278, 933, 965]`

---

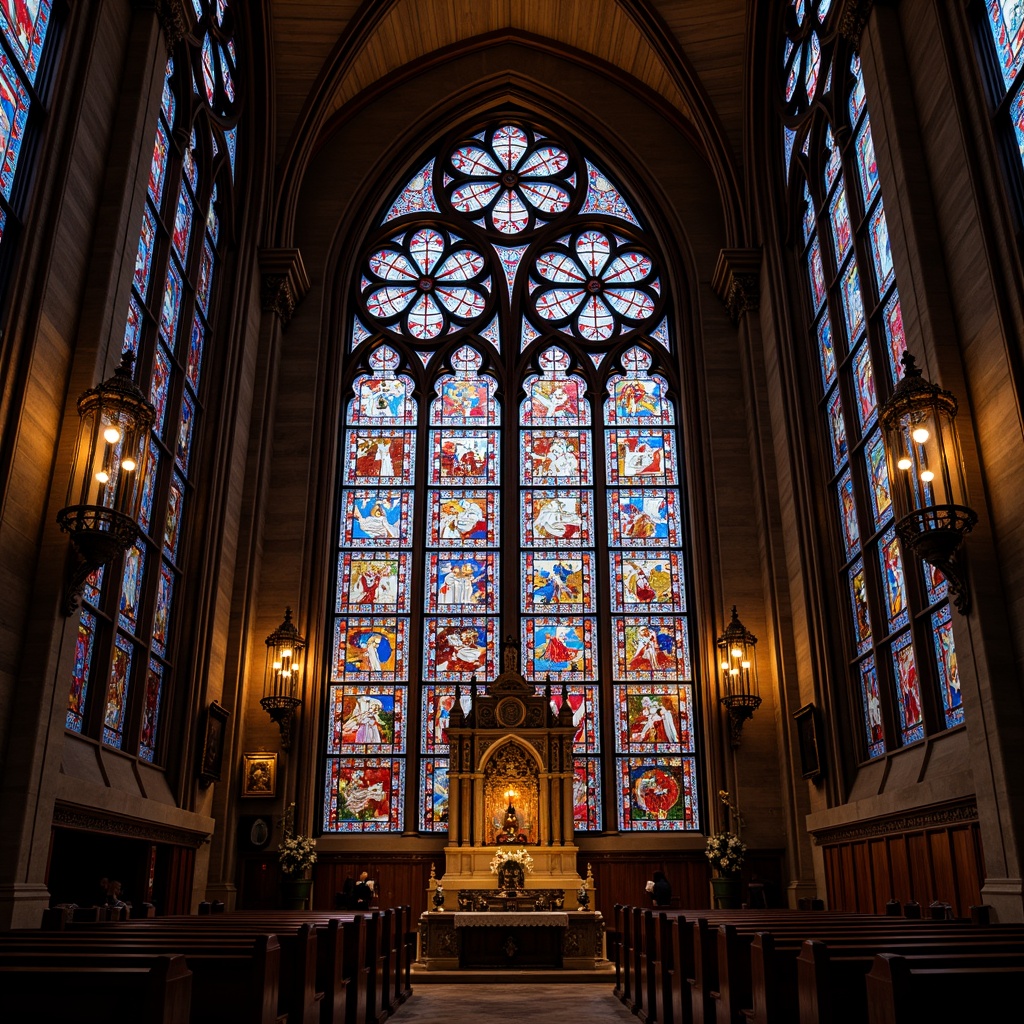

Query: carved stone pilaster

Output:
[154, 0, 193, 49]
[838, 0, 875, 44]
[259, 248, 311, 326]
[711, 248, 762, 326]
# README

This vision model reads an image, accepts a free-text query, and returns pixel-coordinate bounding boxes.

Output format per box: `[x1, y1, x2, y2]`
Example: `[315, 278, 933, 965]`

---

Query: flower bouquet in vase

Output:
[278, 833, 317, 910]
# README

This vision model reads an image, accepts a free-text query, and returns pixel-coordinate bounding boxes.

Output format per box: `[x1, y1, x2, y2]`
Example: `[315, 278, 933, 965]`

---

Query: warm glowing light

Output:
[897, 457, 912, 470]
[720, 661, 729, 671]
[103, 426, 121, 444]
[281, 647, 292, 659]
[730, 647, 742, 658]
[921, 470, 934, 482]
[95, 470, 109, 484]
[729, 667, 739, 676]
[912, 427, 929, 444]
[741, 661, 750, 669]
[121, 458, 136, 471]
[272, 660, 282, 671]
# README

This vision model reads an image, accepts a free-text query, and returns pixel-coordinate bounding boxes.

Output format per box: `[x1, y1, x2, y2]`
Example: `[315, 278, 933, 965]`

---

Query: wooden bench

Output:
[0, 953, 191, 1024]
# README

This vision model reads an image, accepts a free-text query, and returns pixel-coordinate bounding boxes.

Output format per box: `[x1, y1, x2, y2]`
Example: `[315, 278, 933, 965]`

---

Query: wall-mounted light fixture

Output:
[879, 352, 977, 613]
[56, 352, 155, 615]
[718, 606, 761, 748]
[261, 607, 305, 750]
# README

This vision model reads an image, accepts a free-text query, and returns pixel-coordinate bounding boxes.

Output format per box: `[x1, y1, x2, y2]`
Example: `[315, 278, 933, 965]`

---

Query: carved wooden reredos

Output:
[446, 636, 578, 848]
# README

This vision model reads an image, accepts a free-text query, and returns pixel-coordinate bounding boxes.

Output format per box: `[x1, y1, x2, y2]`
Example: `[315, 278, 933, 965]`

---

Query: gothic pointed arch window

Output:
[778, 0, 962, 765]
[326, 120, 701, 835]
[66, 0, 242, 762]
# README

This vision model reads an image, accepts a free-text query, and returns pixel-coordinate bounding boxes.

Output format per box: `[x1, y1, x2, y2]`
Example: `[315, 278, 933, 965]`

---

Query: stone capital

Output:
[712, 248, 761, 326]
[259, 249, 311, 326]
[149, 0, 193, 50]
[838, 0, 875, 44]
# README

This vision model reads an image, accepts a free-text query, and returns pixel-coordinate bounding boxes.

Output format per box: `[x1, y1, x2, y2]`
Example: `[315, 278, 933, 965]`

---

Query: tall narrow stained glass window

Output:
[0, 1, 57, 277]
[66, 1, 242, 763]
[779, 0, 962, 764]
[979, 2, 1024, 192]
[327, 121, 700, 834]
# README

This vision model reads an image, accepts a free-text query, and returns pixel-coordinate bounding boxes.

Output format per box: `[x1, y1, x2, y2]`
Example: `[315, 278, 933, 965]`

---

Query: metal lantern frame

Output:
[261, 606, 306, 750]
[717, 605, 761, 748]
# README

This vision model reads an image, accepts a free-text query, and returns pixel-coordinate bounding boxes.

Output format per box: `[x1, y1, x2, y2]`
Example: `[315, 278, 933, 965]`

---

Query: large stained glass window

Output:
[326, 121, 700, 834]
[0, 1, 56, 278]
[979, 2, 1024, 188]
[66, 1, 241, 764]
[779, 0, 962, 764]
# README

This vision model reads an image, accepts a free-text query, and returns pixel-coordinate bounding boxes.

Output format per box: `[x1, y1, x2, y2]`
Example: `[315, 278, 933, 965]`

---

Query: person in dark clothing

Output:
[651, 871, 672, 907]
[353, 871, 374, 909]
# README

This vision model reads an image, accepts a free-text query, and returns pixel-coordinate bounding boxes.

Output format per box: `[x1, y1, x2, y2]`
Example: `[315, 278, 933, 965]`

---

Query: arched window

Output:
[325, 121, 700, 835]
[779, 1, 962, 763]
[0, 1, 59, 286]
[66, 0, 241, 762]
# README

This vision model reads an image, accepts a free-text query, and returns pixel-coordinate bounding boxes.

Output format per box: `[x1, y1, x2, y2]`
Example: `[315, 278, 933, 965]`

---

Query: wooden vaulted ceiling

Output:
[266, 0, 750, 204]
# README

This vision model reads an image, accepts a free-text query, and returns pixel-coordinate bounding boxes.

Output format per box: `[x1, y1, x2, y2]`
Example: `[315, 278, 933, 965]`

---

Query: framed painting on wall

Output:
[241, 751, 278, 798]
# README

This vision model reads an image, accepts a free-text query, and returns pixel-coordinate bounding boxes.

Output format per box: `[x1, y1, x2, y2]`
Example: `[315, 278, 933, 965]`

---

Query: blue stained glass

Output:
[339, 551, 412, 614]
[148, 120, 170, 207]
[118, 543, 146, 634]
[848, 52, 866, 125]
[883, 292, 907, 384]
[197, 239, 215, 313]
[201, 34, 215, 105]
[855, 119, 879, 205]
[616, 755, 698, 831]
[159, 262, 183, 346]
[521, 617, 597, 680]
[218, 44, 235, 102]
[333, 617, 410, 681]
[784, 126, 796, 177]
[176, 391, 195, 472]
[186, 313, 204, 391]
[610, 550, 686, 613]
[182, 132, 198, 192]
[837, 468, 860, 558]
[82, 565, 105, 606]
[521, 490, 593, 547]
[852, 341, 877, 431]
[849, 558, 872, 654]
[864, 430, 892, 528]
[580, 159, 640, 225]
[522, 552, 594, 614]
[986, 0, 1024, 90]
[817, 313, 837, 389]
[607, 489, 682, 547]
[133, 206, 158, 300]
[807, 237, 826, 310]
[878, 525, 909, 632]
[785, 41, 800, 103]
[161, 58, 175, 124]
[207, 184, 220, 243]
[190, 0, 202, 20]
[172, 182, 193, 260]
[840, 258, 865, 343]
[605, 429, 677, 486]
[225, 126, 237, 179]
[0, 0, 51, 85]
[102, 635, 133, 748]
[829, 184, 852, 265]
[923, 562, 948, 605]
[0, 207, 5, 245]
[818, 0, 833, 23]
[323, 757, 405, 833]
[384, 160, 439, 223]
[67, 610, 97, 731]
[423, 618, 498, 680]
[138, 440, 159, 533]
[151, 560, 174, 657]
[138, 659, 164, 762]
[164, 472, 185, 559]
[150, 345, 171, 437]
[858, 656, 886, 759]
[573, 759, 602, 830]
[124, 295, 144, 357]
[327, 683, 407, 755]
[891, 630, 924, 745]
[1010, 82, 1024, 176]
[801, 181, 815, 244]
[420, 685, 476, 753]
[343, 489, 416, 547]
[823, 127, 841, 190]
[419, 758, 449, 832]
[805, 33, 821, 101]
[827, 388, 848, 470]
[869, 200, 894, 293]
[932, 604, 963, 728]
[346, 429, 417, 486]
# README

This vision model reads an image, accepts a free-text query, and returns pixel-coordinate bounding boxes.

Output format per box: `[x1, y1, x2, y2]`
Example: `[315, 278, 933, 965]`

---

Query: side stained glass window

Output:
[780, 3, 961, 762]
[326, 120, 699, 834]
[980, 3, 1024, 213]
[0, 1, 56, 278]
[67, 1, 242, 763]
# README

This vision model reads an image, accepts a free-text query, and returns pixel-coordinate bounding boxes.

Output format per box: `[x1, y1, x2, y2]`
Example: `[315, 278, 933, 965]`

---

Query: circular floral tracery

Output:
[361, 226, 492, 340]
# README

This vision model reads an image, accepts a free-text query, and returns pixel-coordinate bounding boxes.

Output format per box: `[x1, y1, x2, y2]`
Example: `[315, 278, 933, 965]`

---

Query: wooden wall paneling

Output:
[852, 840, 874, 913]
[823, 845, 841, 910]
[949, 824, 983, 915]
[905, 832, 932, 904]
[928, 828, 958, 910]
[869, 838, 890, 913]
[837, 844, 857, 911]
[888, 835, 911, 905]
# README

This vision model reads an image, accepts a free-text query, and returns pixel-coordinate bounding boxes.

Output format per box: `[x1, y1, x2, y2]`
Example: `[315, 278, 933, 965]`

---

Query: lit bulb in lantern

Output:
[912, 427, 929, 444]
[921, 470, 934, 482]
[103, 426, 121, 444]
[95, 470, 109, 484]
[121, 458, 136, 471]
[897, 457, 912, 470]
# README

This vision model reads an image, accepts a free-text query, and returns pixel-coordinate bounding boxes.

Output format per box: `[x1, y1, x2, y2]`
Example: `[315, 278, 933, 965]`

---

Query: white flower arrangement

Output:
[278, 833, 318, 876]
[489, 847, 534, 874]
[704, 831, 746, 877]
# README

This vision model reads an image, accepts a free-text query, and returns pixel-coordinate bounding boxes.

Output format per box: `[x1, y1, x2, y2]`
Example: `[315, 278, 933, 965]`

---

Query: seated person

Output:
[353, 871, 374, 910]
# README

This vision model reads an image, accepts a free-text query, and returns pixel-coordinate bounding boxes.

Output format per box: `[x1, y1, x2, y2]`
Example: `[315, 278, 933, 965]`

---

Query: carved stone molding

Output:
[153, 0, 193, 49]
[259, 248, 311, 325]
[53, 801, 210, 849]
[711, 248, 762, 325]
[809, 798, 978, 847]
[838, 0, 875, 44]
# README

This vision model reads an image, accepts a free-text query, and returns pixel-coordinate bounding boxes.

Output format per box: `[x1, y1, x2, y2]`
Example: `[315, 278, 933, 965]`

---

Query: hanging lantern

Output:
[717, 606, 761, 749]
[261, 607, 306, 750]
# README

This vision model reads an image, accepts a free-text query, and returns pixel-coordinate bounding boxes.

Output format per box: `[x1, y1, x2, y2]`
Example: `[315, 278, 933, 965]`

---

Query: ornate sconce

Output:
[56, 352, 155, 615]
[260, 607, 305, 750]
[718, 606, 761, 748]
[879, 353, 977, 614]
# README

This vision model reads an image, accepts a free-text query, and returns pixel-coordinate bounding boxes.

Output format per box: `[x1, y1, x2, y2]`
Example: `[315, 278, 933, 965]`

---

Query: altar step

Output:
[410, 963, 616, 984]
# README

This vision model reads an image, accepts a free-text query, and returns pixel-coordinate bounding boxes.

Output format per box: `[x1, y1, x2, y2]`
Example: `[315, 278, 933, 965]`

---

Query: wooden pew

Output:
[611, 905, 624, 1001]
[0, 953, 191, 1024]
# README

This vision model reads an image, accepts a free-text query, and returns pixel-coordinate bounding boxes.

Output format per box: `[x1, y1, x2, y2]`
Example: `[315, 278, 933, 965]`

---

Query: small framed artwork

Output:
[241, 751, 278, 798]
[793, 703, 822, 780]
[198, 701, 230, 786]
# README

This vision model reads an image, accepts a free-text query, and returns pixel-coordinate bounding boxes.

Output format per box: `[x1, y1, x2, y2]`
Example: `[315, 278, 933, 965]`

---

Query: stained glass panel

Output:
[151, 561, 174, 657]
[521, 490, 594, 547]
[0, 53, 29, 200]
[848, 53, 866, 125]
[878, 525, 909, 632]
[150, 344, 172, 436]
[542, 684, 601, 753]
[932, 604, 963, 728]
[124, 295, 144, 356]
[383, 160, 438, 223]
[347, 374, 417, 427]
[1011, 81, 1024, 174]
[858, 656, 886, 758]
[427, 489, 497, 546]
[891, 630, 924, 745]
[138, 440, 159, 533]
[429, 429, 497, 485]
[148, 120, 170, 207]
[521, 617, 596, 680]
[118, 543, 146, 634]
[852, 341, 878, 431]
[323, 757, 405, 832]
[816, 313, 837, 389]
[614, 683, 694, 752]
[868, 200, 894, 293]
[133, 205, 158, 299]
[521, 552, 594, 613]
[520, 430, 591, 486]
[924, 563, 948, 605]
[420, 685, 475, 753]
[849, 558, 872, 654]
[521, 376, 589, 426]
[826, 388, 848, 470]
[855, 119, 879, 205]
[607, 489, 681, 546]
[423, 618, 498, 680]
[573, 759, 602, 831]
[346, 429, 416, 486]
[67, 611, 97, 731]
[82, 566, 105, 607]
[807, 237, 826, 310]
[164, 472, 185, 560]
[186, 313, 204, 391]
[617, 756, 698, 831]
[840, 259, 865, 343]
[581, 159, 640, 225]
[337, 551, 411, 613]
[333, 618, 409, 681]
[882, 292, 907, 382]
[605, 429, 678, 486]
[159, 262, 183, 347]
[612, 618, 690, 680]
[172, 182, 193, 259]
[432, 373, 500, 425]
[985, 0, 1024, 90]
[341, 489, 414, 547]
[138, 660, 163, 762]
[426, 552, 499, 613]
[0, 0, 52, 84]
[805, 32, 821, 100]
[197, 239, 215, 314]
[610, 552, 685, 612]
[102, 635, 133, 748]
[419, 758, 449, 831]
[829, 184, 852, 266]
[327, 684, 407, 755]
[175, 392, 195, 472]
[864, 431, 892, 528]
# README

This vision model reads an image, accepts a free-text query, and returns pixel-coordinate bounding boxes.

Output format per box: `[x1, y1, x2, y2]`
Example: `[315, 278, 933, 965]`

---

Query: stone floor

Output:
[393, 983, 636, 1023]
